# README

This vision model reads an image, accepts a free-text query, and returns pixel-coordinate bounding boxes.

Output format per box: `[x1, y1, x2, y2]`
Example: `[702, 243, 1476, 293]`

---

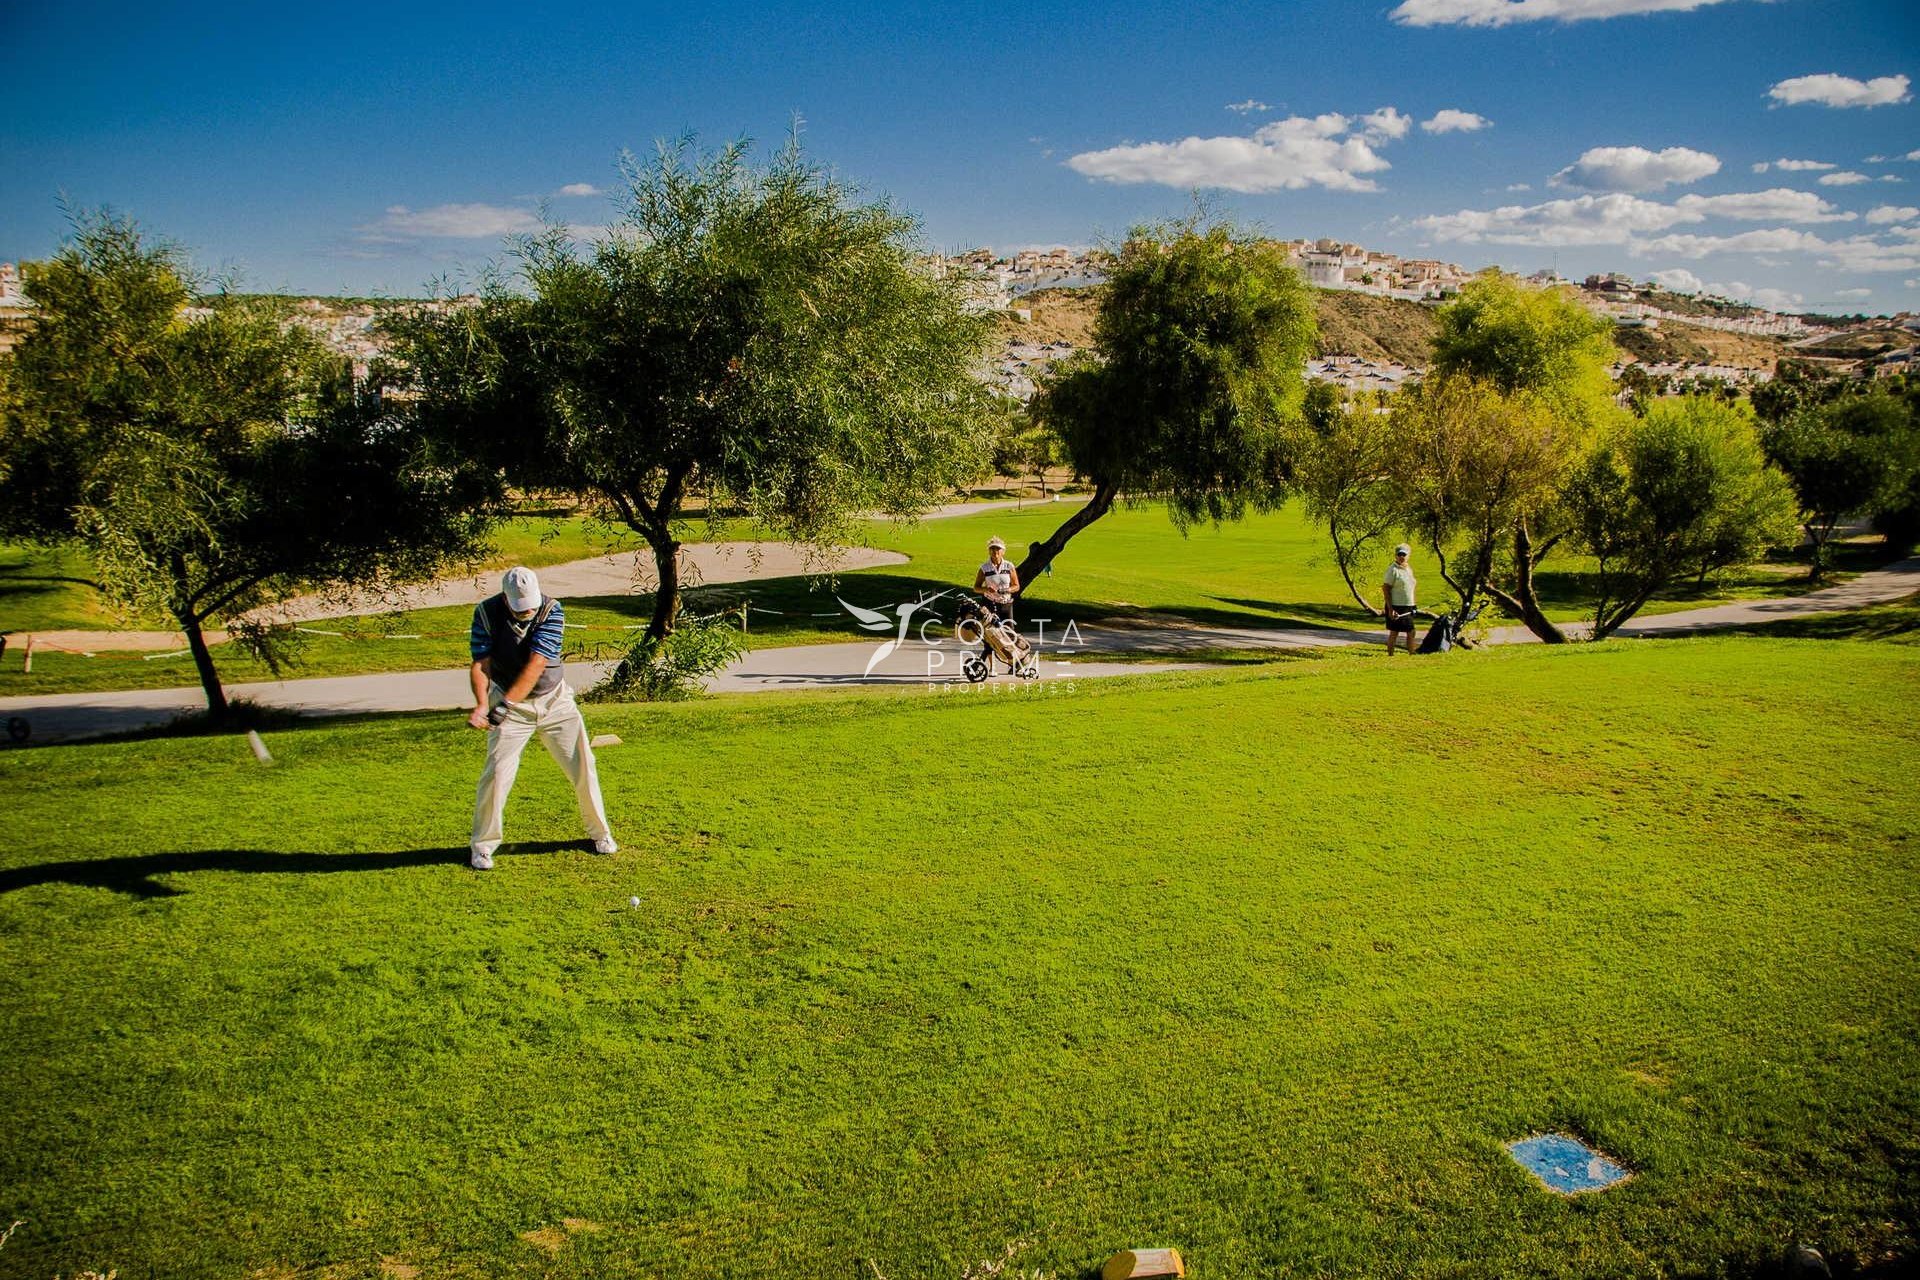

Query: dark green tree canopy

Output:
[1570, 396, 1798, 636]
[1021, 221, 1316, 582]
[389, 136, 993, 642]
[0, 212, 497, 720]
[1763, 388, 1920, 578]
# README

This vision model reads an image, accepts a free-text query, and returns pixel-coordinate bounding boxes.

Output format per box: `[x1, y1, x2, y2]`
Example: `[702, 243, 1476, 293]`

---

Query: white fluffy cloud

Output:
[1413, 193, 1694, 246]
[1818, 171, 1872, 186]
[1820, 236, 1920, 272]
[1412, 190, 1850, 248]
[1630, 228, 1829, 256]
[1391, 0, 1740, 26]
[1768, 74, 1912, 109]
[1675, 189, 1854, 222]
[1362, 107, 1414, 141]
[1648, 268, 1709, 293]
[1751, 158, 1836, 173]
[1646, 268, 1804, 310]
[1067, 111, 1399, 193]
[555, 183, 601, 197]
[1423, 109, 1492, 134]
[1551, 145, 1721, 192]
[368, 203, 541, 239]
[1867, 205, 1920, 224]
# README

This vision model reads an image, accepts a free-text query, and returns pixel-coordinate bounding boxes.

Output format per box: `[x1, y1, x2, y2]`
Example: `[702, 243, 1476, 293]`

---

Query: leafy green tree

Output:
[1763, 390, 1920, 579]
[1018, 220, 1316, 584]
[0, 213, 496, 721]
[389, 136, 993, 647]
[1295, 382, 1398, 615]
[1419, 275, 1623, 640]
[1569, 397, 1798, 638]
[1387, 378, 1574, 626]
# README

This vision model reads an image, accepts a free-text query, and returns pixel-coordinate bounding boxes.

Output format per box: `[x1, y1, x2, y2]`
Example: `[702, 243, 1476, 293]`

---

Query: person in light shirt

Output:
[465, 567, 615, 869]
[973, 536, 1020, 628]
[1382, 543, 1419, 656]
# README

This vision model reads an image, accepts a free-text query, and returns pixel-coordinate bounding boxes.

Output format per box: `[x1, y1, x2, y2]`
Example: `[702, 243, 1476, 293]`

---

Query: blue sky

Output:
[2, 0, 1916, 313]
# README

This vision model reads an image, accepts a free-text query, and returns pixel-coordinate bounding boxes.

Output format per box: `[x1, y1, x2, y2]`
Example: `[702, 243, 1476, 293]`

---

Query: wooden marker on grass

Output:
[1102, 1248, 1185, 1279]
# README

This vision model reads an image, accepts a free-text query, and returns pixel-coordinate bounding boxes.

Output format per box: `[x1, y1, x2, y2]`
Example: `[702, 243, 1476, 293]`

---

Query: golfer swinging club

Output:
[1382, 543, 1418, 656]
[466, 567, 615, 869]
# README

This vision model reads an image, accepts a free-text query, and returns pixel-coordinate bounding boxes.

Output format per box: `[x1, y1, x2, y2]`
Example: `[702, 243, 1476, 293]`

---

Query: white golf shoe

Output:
[469, 849, 494, 870]
[592, 836, 618, 855]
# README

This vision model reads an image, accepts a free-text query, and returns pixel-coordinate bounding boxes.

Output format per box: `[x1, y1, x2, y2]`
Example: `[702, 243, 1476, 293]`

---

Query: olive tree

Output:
[1017, 220, 1316, 584]
[1763, 390, 1920, 580]
[1569, 397, 1799, 638]
[0, 212, 496, 721]
[388, 136, 994, 646]
[1387, 378, 1574, 627]
[1415, 275, 1623, 640]
[1295, 381, 1399, 615]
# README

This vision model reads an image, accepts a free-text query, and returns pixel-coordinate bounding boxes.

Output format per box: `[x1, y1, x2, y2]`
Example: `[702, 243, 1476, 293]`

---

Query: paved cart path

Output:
[2, 555, 1912, 745]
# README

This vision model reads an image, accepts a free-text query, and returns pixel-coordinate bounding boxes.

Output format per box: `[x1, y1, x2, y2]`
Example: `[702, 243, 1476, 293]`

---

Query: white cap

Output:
[987, 536, 1006, 550]
[1395, 543, 1412, 556]
[502, 566, 541, 612]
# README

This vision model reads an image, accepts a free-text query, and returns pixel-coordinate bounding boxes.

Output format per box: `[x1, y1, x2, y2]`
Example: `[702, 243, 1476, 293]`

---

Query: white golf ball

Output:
[629, 896, 641, 907]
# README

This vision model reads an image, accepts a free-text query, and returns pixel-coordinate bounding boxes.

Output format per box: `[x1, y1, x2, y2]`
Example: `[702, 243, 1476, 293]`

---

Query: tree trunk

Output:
[1589, 581, 1661, 641]
[1329, 513, 1383, 616]
[1805, 518, 1835, 583]
[178, 609, 229, 722]
[644, 535, 681, 641]
[1508, 520, 1567, 643]
[1014, 480, 1118, 586]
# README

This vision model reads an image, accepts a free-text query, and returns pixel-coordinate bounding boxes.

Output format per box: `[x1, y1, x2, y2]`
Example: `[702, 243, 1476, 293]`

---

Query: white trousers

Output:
[470, 681, 612, 857]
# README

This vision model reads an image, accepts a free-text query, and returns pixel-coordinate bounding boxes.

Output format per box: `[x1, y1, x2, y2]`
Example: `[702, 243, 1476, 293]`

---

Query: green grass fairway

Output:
[3, 503, 1888, 698]
[3, 640, 1916, 1277]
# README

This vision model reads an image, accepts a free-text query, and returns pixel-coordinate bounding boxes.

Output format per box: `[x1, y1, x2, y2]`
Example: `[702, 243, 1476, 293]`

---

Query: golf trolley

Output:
[954, 597, 1039, 682]
[1413, 601, 1486, 654]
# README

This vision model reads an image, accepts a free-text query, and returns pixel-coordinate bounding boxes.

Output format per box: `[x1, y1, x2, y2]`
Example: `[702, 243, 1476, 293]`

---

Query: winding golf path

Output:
[3, 538, 1914, 745]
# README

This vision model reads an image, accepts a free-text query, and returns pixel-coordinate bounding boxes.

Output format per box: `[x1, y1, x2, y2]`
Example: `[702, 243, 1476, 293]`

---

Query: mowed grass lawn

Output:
[2, 639, 1917, 1278]
[1, 502, 1884, 697]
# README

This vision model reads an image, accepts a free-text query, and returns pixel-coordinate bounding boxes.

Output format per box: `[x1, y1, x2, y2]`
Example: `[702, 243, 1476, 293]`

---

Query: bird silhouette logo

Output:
[838, 591, 951, 677]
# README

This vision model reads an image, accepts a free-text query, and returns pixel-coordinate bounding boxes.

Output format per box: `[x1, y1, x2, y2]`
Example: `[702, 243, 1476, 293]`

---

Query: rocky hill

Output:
[997, 285, 1443, 366]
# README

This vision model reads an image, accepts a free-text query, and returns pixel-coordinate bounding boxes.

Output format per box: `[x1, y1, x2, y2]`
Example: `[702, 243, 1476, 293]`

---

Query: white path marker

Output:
[246, 730, 272, 763]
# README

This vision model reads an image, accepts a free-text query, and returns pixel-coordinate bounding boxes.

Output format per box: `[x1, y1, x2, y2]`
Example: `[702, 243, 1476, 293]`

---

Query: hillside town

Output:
[8, 247, 1919, 390]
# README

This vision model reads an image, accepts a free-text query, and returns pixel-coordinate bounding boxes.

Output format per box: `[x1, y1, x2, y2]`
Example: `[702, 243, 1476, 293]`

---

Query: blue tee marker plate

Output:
[1507, 1134, 1631, 1193]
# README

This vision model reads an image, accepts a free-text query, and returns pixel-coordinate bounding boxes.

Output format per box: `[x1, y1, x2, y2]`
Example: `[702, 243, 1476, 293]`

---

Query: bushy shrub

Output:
[586, 612, 747, 702]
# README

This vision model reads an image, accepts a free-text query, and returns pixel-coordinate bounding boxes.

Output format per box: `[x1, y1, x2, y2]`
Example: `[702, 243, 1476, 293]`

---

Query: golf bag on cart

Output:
[954, 597, 1038, 682]
[1418, 600, 1485, 654]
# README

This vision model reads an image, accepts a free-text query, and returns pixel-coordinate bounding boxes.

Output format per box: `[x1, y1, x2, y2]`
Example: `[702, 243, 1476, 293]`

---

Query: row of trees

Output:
[1292, 278, 1806, 641]
[0, 140, 999, 719]
[4, 137, 1913, 721]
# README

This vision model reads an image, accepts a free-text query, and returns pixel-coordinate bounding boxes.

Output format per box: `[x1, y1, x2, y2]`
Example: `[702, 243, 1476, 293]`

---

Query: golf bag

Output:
[1418, 601, 1485, 654]
[954, 598, 1038, 681]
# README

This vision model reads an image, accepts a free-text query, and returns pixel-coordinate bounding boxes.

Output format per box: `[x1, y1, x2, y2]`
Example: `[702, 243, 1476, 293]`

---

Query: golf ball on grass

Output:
[629, 896, 641, 908]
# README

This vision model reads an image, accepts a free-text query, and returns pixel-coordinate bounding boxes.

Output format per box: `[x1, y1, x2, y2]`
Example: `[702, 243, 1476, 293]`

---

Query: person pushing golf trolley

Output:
[465, 567, 616, 870]
[960, 535, 1038, 681]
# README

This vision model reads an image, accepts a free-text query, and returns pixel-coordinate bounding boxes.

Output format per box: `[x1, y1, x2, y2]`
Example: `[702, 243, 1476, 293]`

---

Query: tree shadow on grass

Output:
[0, 839, 581, 898]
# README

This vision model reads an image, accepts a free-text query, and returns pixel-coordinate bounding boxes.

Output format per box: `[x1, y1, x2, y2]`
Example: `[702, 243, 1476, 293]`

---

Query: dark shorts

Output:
[1386, 607, 1418, 633]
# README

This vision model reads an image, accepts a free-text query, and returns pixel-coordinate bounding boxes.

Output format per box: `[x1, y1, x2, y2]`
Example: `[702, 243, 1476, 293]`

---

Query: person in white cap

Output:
[1382, 543, 1419, 656]
[972, 536, 1021, 648]
[465, 566, 615, 869]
